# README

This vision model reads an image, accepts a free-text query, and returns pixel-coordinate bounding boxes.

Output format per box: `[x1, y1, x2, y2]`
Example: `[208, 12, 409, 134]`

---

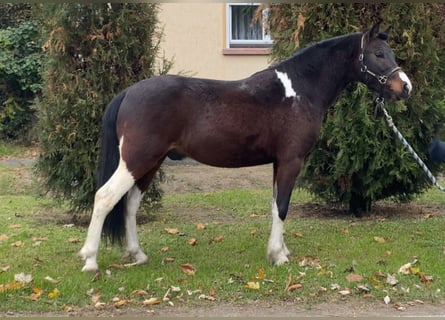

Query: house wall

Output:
[158, 3, 271, 81]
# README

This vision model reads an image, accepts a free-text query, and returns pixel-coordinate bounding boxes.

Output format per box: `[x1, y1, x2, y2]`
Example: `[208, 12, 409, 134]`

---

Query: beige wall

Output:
[158, 3, 271, 81]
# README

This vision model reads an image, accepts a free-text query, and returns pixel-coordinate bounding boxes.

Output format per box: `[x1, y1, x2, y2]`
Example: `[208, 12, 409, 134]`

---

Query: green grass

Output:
[0, 162, 444, 314]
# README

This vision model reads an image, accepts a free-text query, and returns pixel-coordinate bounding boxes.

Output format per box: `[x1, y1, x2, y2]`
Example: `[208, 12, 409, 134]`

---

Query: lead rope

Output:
[376, 97, 445, 192]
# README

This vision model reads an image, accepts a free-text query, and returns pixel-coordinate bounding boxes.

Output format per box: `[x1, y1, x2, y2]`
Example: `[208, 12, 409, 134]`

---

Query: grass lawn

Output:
[0, 154, 444, 315]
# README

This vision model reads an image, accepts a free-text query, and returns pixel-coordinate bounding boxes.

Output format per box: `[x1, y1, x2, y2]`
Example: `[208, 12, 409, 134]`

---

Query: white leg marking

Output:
[78, 137, 136, 272]
[267, 185, 290, 265]
[123, 186, 148, 266]
[398, 71, 412, 94]
[275, 70, 297, 98]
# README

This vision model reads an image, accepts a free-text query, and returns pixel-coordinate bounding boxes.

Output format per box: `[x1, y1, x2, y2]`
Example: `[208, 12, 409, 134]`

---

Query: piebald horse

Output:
[79, 22, 412, 272]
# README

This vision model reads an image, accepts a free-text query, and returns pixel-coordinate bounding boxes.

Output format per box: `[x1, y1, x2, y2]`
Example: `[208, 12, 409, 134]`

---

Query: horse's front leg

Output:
[267, 159, 302, 265]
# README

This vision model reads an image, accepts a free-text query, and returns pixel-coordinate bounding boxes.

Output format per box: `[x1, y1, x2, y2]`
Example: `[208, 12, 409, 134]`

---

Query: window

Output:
[224, 3, 272, 55]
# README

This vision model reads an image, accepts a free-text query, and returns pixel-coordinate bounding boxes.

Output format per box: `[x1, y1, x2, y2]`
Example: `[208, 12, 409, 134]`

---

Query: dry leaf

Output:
[8, 224, 21, 229]
[44, 276, 60, 284]
[374, 236, 388, 243]
[1, 265, 10, 273]
[132, 289, 149, 296]
[163, 257, 175, 263]
[48, 288, 60, 299]
[196, 223, 206, 230]
[212, 235, 225, 243]
[108, 264, 125, 269]
[244, 281, 260, 290]
[114, 299, 128, 308]
[165, 228, 179, 235]
[28, 287, 43, 301]
[188, 238, 198, 246]
[0, 281, 25, 293]
[384, 295, 391, 305]
[293, 232, 304, 238]
[298, 256, 321, 268]
[32, 237, 48, 242]
[68, 238, 80, 243]
[161, 246, 169, 252]
[198, 294, 216, 301]
[398, 262, 412, 275]
[287, 283, 302, 292]
[11, 241, 24, 247]
[0, 234, 9, 241]
[386, 274, 398, 286]
[181, 263, 196, 275]
[143, 297, 161, 306]
[338, 288, 351, 296]
[345, 273, 363, 283]
[15, 273, 33, 283]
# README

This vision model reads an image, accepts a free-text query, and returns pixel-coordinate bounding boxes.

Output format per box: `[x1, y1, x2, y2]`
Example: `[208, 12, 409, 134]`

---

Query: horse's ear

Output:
[368, 20, 382, 39]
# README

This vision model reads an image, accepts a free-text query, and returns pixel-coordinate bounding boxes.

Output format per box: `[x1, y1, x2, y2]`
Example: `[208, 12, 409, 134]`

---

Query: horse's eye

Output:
[375, 51, 384, 58]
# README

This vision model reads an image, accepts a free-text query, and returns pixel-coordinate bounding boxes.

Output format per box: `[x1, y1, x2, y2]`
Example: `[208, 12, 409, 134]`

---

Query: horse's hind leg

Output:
[78, 160, 135, 272]
[123, 164, 162, 267]
[122, 185, 147, 266]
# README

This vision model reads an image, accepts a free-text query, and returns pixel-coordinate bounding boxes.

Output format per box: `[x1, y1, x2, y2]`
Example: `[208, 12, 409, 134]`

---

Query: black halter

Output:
[359, 33, 400, 85]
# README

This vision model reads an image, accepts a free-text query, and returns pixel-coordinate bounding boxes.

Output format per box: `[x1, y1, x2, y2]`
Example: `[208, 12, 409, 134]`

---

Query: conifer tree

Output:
[269, 4, 445, 215]
[36, 4, 171, 212]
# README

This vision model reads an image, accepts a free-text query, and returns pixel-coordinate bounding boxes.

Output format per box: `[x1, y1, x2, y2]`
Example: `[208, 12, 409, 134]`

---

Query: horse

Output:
[78, 21, 412, 272]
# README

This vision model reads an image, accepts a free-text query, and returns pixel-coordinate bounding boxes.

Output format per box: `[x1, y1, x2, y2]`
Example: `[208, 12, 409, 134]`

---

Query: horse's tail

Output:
[97, 90, 127, 244]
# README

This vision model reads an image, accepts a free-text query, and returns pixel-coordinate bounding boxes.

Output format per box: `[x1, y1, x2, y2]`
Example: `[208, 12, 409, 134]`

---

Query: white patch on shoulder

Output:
[275, 70, 297, 98]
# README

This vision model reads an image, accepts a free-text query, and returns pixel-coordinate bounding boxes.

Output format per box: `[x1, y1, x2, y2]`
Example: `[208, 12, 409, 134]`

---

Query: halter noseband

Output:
[359, 33, 400, 85]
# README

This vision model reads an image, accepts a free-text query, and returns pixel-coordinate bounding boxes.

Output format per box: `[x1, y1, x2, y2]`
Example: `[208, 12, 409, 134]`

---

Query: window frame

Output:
[224, 3, 272, 54]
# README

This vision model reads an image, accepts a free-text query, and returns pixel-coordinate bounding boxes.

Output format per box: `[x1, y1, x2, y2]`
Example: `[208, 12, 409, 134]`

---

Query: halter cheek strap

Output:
[359, 34, 400, 85]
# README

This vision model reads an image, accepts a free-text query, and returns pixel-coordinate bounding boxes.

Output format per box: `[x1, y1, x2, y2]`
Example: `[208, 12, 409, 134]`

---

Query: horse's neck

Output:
[278, 33, 361, 109]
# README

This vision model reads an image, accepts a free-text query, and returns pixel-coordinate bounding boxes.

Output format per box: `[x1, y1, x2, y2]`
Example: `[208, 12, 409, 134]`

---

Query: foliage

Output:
[0, 18, 42, 141]
[35, 4, 172, 212]
[269, 4, 445, 215]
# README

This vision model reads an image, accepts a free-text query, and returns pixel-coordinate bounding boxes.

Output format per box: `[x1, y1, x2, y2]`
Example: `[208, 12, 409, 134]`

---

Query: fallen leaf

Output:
[143, 297, 161, 306]
[356, 284, 370, 293]
[330, 283, 341, 291]
[0, 234, 9, 241]
[384, 295, 391, 305]
[161, 246, 169, 252]
[298, 256, 321, 268]
[108, 264, 125, 269]
[188, 238, 198, 246]
[8, 224, 21, 229]
[132, 289, 149, 296]
[165, 228, 179, 235]
[293, 232, 304, 238]
[393, 303, 406, 311]
[398, 263, 412, 275]
[346, 273, 363, 282]
[253, 267, 265, 280]
[196, 223, 206, 230]
[32, 237, 48, 242]
[163, 257, 175, 264]
[28, 287, 43, 301]
[244, 281, 260, 290]
[212, 235, 224, 243]
[338, 288, 351, 296]
[15, 273, 33, 283]
[0, 281, 24, 293]
[374, 236, 389, 243]
[386, 274, 399, 286]
[44, 276, 60, 284]
[114, 299, 128, 308]
[198, 294, 216, 301]
[181, 263, 196, 275]
[48, 288, 60, 299]
[68, 238, 80, 243]
[287, 283, 302, 292]
[1, 265, 10, 272]
[11, 241, 24, 247]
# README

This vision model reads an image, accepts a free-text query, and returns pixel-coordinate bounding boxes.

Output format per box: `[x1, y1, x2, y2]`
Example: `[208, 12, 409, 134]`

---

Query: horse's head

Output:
[359, 21, 412, 101]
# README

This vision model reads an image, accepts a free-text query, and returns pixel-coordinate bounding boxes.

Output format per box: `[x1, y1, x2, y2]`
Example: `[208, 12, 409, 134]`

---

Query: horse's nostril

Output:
[403, 83, 411, 96]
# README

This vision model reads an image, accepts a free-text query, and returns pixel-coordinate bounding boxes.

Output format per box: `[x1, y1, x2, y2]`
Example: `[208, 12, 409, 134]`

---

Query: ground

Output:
[2, 157, 445, 317]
